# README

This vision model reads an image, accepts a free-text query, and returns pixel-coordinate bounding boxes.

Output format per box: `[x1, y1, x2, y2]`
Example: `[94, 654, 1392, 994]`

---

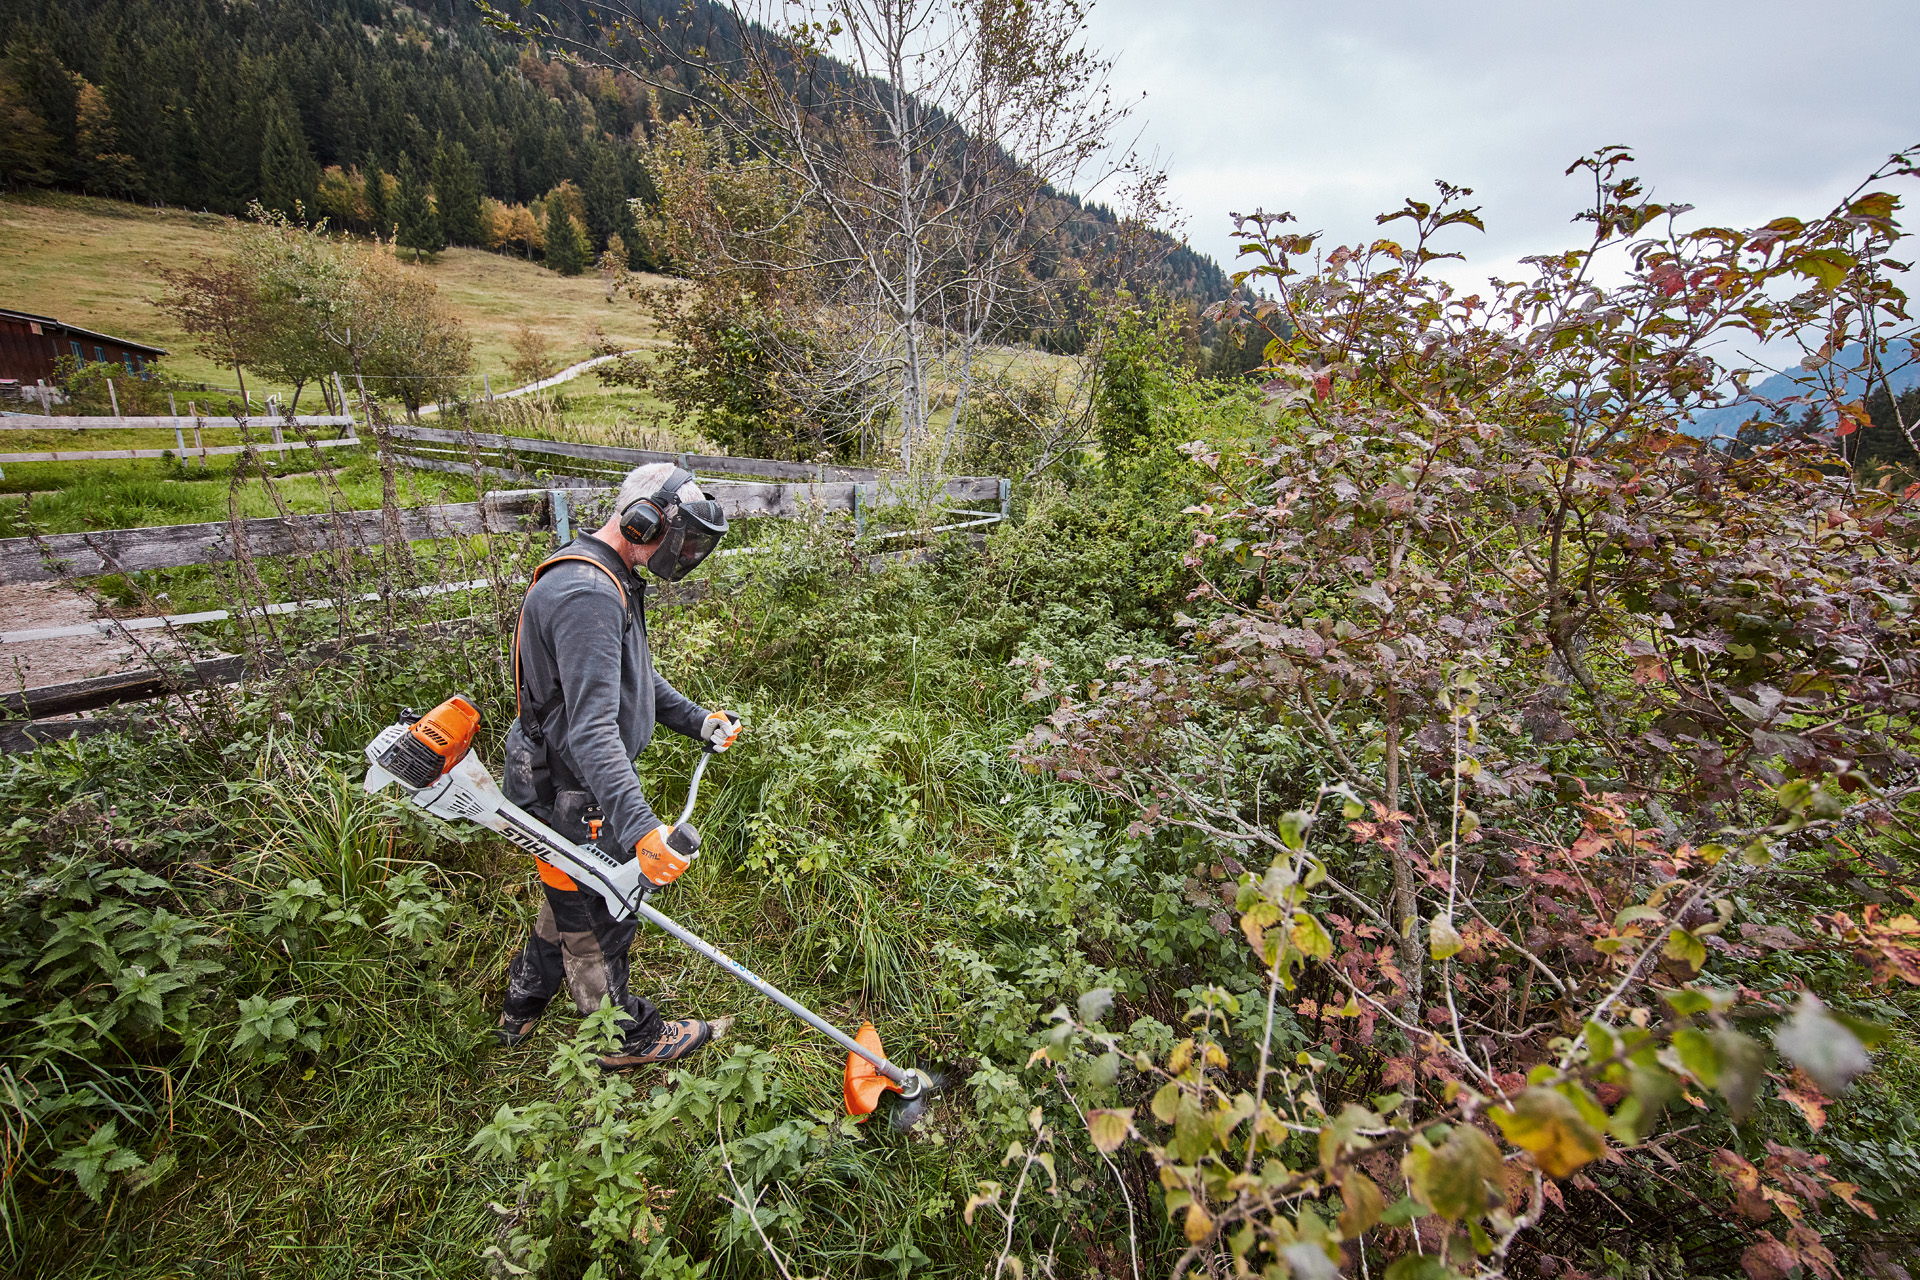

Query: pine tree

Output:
[258, 94, 318, 218]
[431, 138, 482, 246]
[583, 141, 635, 253]
[545, 202, 589, 276]
[365, 156, 390, 239]
[392, 153, 444, 261]
[0, 58, 57, 187]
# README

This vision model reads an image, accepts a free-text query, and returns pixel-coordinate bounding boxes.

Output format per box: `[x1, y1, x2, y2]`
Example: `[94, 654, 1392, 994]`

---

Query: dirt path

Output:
[1, 580, 220, 690]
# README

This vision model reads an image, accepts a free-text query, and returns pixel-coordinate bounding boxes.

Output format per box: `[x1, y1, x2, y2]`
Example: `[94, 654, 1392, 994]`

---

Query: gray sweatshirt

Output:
[502, 535, 709, 854]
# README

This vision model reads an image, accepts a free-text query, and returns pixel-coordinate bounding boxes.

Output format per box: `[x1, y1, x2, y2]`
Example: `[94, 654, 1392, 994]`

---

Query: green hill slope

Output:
[1, 192, 666, 404]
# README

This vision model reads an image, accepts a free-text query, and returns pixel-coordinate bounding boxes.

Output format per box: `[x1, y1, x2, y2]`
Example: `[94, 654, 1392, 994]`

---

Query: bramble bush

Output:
[1016, 148, 1920, 1278]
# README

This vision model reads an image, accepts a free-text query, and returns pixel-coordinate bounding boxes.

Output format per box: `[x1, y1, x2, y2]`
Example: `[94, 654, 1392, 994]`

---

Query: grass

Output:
[0, 533, 1090, 1276]
[0, 451, 476, 536]
[0, 191, 670, 404]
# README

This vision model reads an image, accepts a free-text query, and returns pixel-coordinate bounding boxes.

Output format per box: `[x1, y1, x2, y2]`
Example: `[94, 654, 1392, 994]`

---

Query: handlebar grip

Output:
[666, 822, 701, 858]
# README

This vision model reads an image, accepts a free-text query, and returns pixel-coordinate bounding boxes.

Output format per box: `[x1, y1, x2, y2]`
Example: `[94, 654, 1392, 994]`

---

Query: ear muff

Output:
[618, 497, 667, 545]
[617, 466, 695, 546]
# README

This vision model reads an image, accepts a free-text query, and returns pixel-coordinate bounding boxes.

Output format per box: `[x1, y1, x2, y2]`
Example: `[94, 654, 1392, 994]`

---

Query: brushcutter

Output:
[362, 694, 934, 1125]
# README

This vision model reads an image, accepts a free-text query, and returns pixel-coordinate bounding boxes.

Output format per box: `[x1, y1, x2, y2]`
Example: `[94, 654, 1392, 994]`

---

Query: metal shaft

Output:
[659, 745, 912, 1088]
[633, 895, 910, 1087]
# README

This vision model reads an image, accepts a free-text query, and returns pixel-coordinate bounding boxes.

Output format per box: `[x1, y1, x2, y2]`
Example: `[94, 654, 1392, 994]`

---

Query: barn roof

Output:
[0, 308, 169, 357]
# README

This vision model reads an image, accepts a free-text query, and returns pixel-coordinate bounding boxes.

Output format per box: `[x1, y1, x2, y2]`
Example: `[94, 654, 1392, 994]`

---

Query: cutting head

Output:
[844, 1022, 936, 1129]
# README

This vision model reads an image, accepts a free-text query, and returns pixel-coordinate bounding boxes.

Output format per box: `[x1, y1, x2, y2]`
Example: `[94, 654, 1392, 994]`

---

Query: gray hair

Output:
[614, 462, 703, 516]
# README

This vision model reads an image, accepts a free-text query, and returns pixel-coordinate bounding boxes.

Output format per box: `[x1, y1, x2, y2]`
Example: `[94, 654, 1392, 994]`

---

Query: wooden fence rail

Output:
[385, 423, 901, 484]
[0, 414, 356, 430]
[1, 438, 360, 464]
[0, 490, 548, 584]
[0, 473, 1003, 585]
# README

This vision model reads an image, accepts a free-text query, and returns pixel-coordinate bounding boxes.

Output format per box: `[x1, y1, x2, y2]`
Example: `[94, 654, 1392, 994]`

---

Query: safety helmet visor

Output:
[643, 496, 728, 582]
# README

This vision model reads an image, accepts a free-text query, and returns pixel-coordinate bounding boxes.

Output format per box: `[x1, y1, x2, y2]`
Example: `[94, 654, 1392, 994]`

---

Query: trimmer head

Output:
[843, 1022, 936, 1128]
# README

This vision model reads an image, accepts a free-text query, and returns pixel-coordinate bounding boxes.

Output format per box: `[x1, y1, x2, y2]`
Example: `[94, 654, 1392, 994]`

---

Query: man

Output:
[495, 462, 742, 1069]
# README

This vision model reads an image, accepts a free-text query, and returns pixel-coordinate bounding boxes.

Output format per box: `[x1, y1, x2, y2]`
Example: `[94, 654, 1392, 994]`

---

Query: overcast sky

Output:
[1081, 0, 1919, 293]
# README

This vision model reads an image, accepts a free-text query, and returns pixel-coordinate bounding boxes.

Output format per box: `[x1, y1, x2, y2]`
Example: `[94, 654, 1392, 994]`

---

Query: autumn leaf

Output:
[1086, 1109, 1133, 1154]
[1740, 1232, 1797, 1280]
[1776, 1081, 1827, 1132]
[1338, 1171, 1385, 1237]
[1408, 1124, 1503, 1220]
[1826, 1181, 1878, 1220]
[1491, 1087, 1606, 1178]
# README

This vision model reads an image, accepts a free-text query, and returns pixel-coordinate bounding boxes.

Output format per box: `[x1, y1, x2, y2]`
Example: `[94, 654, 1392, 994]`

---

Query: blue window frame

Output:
[94, 346, 105, 363]
[71, 341, 83, 363]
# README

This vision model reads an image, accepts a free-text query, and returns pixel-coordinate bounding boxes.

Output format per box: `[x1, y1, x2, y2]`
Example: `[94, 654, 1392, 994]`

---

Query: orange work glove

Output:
[635, 822, 702, 889]
[700, 710, 742, 752]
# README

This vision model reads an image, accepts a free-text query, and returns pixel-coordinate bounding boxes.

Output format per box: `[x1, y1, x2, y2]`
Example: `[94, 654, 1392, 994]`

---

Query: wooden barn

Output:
[0, 308, 168, 392]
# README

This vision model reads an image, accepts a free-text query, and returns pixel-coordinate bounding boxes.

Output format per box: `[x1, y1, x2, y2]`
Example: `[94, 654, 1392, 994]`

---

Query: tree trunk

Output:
[1384, 690, 1424, 1015]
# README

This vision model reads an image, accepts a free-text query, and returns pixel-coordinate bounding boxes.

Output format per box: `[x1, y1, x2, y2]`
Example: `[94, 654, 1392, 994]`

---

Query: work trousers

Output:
[501, 880, 665, 1049]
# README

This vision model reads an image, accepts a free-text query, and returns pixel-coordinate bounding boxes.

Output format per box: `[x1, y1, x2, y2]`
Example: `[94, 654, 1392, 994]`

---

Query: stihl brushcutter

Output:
[363, 694, 933, 1124]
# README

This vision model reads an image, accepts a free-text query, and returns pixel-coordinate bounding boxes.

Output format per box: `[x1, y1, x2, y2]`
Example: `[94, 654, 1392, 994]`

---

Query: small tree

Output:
[391, 154, 443, 262]
[544, 205, 589, 276]
[156, 256, 263, 406]
[258, 93, 318, 218]
[431, 140, 483, 246]
[365, 157, 390, 239]
[597, 233, 628, 302]
[506, 322, 558, 389]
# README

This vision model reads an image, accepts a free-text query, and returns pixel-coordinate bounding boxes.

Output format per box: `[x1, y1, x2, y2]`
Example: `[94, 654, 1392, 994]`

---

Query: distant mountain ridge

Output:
[1685, 345, 1920, 439]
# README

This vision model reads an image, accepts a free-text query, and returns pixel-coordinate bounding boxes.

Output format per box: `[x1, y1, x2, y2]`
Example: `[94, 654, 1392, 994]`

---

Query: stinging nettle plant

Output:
[1018, 147, 1920, 1277]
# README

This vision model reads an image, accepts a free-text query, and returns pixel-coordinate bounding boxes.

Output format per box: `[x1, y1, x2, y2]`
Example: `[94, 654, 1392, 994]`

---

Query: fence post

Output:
[190, 402, 206, 468]
[551, 488, 573, 548]
[853, 482, 865, 538]
[337, 373, 356, 439]
[484, 374, 494, 404]
[107, 379, 120, 419]
[999, 477, 1011, 521]
[167, 393, 185, 458]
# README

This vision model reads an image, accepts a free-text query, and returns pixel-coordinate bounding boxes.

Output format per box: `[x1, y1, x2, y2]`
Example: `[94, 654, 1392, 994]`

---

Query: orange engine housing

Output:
[380, 694, 481, 789]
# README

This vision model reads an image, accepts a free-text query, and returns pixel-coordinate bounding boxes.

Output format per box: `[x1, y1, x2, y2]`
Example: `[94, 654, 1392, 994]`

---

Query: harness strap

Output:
[512, 545, 632, 732]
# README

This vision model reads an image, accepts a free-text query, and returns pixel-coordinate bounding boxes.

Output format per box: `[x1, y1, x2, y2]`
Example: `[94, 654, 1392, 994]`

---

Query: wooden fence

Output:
[0, 412, 358, 468]
[386, 423, 893, 485]
[0, 471, 1002, 587]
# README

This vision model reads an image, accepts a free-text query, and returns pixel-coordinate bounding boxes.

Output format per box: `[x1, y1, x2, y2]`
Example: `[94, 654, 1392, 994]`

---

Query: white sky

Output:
[1081, 0, 1920, 295]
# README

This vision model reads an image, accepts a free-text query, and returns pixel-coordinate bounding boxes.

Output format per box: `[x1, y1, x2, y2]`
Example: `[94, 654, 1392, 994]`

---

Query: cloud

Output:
[1085, 0, 1919, 291]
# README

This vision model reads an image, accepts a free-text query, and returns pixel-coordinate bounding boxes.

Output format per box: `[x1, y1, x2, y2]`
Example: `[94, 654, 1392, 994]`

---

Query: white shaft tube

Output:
[631, 896, 910, 1086]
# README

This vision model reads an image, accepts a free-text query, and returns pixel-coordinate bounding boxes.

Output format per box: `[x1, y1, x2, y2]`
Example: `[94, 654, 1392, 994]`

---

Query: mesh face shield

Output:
[642, 495, 728, 582]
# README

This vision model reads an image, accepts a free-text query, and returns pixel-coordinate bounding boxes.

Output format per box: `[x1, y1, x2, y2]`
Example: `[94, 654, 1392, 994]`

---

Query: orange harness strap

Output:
[514, 549, 631, 893]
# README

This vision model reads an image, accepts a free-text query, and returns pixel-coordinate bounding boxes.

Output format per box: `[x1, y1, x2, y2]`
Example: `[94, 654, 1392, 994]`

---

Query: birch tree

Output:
[508, 0, 1155, 472]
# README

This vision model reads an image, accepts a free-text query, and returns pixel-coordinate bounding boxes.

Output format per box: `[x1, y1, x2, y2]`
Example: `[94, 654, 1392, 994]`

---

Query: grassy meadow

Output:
[0, 191, 672, 404]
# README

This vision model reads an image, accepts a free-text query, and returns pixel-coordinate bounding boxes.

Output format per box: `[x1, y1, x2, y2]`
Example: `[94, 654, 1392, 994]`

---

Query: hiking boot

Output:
[597, 1018, 716, 1071]
[495, 1014, 541, 1047]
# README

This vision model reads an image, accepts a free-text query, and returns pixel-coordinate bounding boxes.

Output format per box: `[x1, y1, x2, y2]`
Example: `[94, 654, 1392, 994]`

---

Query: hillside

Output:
[0, 0, 1227, 331]
[0, 191, 668, 403]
